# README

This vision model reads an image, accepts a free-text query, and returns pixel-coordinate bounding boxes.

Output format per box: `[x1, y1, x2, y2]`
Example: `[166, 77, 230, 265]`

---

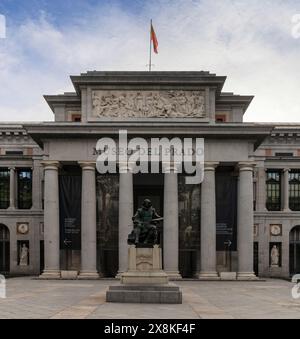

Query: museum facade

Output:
[0, 71, 300, 280]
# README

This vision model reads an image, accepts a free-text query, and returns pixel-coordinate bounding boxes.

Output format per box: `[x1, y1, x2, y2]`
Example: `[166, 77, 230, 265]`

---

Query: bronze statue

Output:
[128, 199, 163, 245]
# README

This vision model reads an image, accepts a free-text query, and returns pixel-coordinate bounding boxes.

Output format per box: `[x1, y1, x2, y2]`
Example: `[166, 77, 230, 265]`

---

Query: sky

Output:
[0, 0, 299, 122]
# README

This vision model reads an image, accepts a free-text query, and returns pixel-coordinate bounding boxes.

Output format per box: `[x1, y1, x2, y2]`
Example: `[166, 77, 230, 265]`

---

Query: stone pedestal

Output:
[269, 265, 282, 278]
[120, 245, 168, 285]
[106, 245, 182, 304]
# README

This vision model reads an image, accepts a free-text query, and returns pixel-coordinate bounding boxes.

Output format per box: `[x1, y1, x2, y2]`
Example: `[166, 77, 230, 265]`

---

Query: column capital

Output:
[8, 166, 15, 171]
[41, 161, 60, 170]
[118, 161, 135, 173]
[162, 162, 181, 173]
[283, 168, 290, 173]
[204, 162, 219, 171]
[79, 161, 96, 170]
[237, 162, 256, 172]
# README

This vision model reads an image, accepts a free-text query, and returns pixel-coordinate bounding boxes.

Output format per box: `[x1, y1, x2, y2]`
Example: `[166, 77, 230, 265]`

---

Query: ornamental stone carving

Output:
[92, 90, 206, 118]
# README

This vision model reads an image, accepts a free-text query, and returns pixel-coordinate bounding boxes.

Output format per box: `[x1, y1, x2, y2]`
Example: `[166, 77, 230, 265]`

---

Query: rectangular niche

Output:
[17, 240, 29, 266]
[269, 242, 281, 267]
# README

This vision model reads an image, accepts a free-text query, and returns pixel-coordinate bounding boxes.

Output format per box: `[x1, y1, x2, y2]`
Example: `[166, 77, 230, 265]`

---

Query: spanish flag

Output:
[151, 21, 158, 54]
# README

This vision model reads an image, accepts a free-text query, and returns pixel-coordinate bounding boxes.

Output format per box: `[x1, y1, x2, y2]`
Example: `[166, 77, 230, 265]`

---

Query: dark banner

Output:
[59, 175, 82, 250]
[216, 168, 237, 251]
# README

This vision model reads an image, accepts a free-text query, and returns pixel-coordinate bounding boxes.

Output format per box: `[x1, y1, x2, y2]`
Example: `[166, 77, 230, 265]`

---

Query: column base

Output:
[197, 271, 220, 280]
[165, 271, 182, 280]
[78, 271, 100, 280]
[237, 272, 258, 280]
[257, 207, 267, 212]
[39, 270, 61, 279]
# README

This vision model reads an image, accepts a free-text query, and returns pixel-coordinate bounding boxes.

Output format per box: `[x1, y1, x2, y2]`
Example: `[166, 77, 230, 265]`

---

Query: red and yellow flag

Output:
[151, 22, 158, 54]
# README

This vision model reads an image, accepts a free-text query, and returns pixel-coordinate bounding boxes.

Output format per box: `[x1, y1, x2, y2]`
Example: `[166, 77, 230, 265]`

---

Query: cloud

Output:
[0, 0, 299, 122]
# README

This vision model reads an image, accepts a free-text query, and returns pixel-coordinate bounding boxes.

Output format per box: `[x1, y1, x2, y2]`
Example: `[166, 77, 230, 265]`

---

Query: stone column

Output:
[198, 162, 219, 280]
[40, 161, 60, 278]
[256, 167, 267, 212]
[283, 168, 290, 212]
[117, 163, 134, 276]
[237, 162, 257, 280]
[163, 164, 181, 279]
[8, 167, 16, 209]
[78, 162, 99, 279]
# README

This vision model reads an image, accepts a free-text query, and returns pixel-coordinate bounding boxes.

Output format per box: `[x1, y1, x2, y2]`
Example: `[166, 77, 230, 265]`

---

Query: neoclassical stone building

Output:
[0, 71, 299, 280]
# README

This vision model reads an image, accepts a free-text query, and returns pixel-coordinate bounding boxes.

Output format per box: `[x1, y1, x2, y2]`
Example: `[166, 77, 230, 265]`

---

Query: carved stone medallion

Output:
[17, 222, 29, 235]
[92, 90, 206, 118]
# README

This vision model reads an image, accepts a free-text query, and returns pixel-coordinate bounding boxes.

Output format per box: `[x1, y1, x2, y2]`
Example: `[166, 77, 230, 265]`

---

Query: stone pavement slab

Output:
[0, 277, 299, 319]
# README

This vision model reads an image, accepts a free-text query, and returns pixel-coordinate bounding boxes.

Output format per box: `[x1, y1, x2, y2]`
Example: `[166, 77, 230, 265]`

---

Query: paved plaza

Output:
[0, 277, 299, 319]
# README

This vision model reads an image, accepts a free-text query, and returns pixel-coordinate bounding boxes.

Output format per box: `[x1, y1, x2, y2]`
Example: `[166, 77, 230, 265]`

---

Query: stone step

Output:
[60, 270, 78, 279]
[109, 284, 180, 292]
[219, 272, 237, 281]
[106, 288, 182, 304]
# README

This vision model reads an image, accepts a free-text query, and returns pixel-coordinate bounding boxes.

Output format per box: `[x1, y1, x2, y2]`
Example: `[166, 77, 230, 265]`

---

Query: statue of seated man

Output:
[128, 199, 163, 245]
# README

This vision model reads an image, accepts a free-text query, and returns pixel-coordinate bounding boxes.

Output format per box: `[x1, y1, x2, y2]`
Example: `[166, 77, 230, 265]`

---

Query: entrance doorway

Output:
[178, 175, 200, 277]
[59, 166, 82, 271]
[0, 224, 10, 274]
[96, 174, 119, 277]
[290, 226, 300, 276]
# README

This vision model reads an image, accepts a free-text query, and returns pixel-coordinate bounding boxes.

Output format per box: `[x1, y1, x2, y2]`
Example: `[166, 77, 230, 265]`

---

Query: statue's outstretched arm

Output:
[153, 209, 162, 219]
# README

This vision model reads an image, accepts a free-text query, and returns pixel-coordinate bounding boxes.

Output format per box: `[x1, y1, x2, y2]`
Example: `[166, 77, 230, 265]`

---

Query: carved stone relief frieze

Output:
[92, 90, 206, 118]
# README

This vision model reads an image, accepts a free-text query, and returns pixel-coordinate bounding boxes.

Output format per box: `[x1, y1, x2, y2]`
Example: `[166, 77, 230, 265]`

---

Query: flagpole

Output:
[149, 19, 152, 71]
